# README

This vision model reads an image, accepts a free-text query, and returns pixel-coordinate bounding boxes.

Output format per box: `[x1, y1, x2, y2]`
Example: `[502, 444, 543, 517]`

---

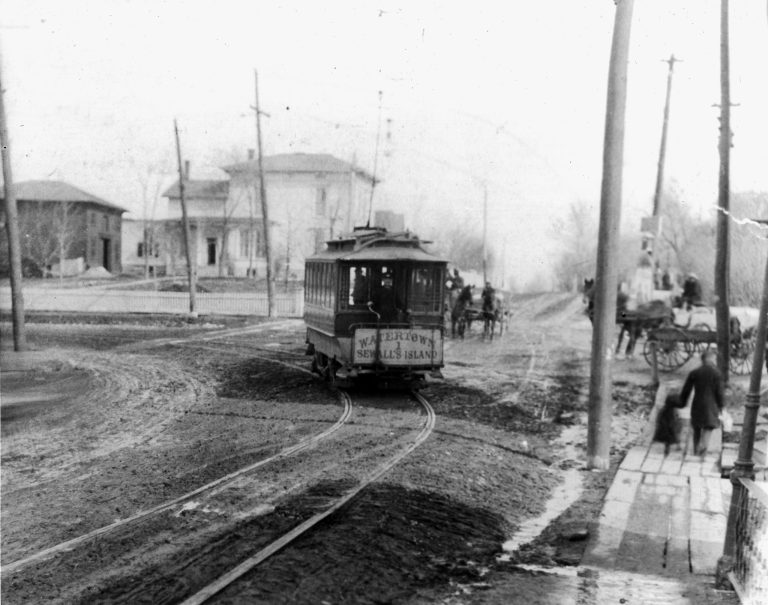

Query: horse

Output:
[480, 292, 504, 341]
[584, 278, 672, 358]
[450, 285, 473, 339]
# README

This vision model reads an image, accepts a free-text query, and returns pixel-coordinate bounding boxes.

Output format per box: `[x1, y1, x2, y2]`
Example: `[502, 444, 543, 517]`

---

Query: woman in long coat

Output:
[680, 350, 724, 456]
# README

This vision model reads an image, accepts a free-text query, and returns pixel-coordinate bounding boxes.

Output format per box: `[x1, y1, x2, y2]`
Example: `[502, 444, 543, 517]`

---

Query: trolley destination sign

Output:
[353, 328, 444, 366]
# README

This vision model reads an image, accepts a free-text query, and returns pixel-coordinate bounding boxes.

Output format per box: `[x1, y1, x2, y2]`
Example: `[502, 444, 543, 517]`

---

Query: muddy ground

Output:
[1, 294, 658, 604]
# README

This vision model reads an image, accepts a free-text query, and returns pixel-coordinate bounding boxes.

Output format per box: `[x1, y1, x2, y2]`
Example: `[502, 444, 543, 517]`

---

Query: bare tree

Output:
[18, 201, 79, 278]
[131, 156, 171, 279]
[550, 200, 598, 291]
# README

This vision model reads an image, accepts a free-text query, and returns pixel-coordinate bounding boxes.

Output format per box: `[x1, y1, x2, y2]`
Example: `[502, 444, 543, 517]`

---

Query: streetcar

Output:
[304, 226, 447, 387]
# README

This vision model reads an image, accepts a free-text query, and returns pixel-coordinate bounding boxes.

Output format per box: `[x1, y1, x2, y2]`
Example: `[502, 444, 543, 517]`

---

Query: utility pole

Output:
[173, 119, 197, 314]
[721, 229, 768, 570]
[482, 183, 488, 285]
[253, 69, 275, 318]
[587, 0, 634, 471]
[0, 62, 27, 351]
[715, 0, 732, 382]
[652, 54, 680, 218]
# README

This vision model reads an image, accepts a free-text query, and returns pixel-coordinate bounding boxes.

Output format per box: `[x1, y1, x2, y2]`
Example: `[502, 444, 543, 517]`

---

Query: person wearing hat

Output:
[681, 272, 703, 310]
[680, 349, 725, 456]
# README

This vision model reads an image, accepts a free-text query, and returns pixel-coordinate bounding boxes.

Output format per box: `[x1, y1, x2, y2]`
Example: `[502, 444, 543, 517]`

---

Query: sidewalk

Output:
[576, 380, 748, 604]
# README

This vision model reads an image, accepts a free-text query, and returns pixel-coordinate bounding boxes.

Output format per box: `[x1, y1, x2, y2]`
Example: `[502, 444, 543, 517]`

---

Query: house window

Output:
[103, 214, 109, 231]
[240, 229, 250, 258]
[316, 188, 327, 217]
[138, 242, 144, 258]
[207, 238, 217, 265]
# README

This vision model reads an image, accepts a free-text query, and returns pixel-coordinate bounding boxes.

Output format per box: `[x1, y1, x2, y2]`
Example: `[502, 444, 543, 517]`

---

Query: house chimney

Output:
[184, 160, 190, 180]
[248, 148, 255, 160]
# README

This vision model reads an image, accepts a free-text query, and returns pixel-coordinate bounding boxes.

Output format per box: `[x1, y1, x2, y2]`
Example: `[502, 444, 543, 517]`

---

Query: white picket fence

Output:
[0, 287, 304, 317]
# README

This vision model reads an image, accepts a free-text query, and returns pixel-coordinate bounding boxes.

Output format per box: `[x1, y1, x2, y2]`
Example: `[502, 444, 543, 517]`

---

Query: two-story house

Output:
[1, 180, 126, 276]
[128, 153, 374, 279]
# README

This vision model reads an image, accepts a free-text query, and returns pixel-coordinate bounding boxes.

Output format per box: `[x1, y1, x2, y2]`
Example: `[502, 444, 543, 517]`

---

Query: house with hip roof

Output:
[144, 152, 374, 280]
[0, 180, 126, 277]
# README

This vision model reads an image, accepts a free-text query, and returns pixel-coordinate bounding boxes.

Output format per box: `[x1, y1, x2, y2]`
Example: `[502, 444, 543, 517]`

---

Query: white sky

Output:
[2, 1, 767, 287]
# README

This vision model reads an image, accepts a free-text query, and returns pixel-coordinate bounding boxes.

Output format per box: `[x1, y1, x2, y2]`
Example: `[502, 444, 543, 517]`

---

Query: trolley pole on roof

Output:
[173, 119, 197, 315]
[587, 0, 634, 471]
[253, 69, 275, 318]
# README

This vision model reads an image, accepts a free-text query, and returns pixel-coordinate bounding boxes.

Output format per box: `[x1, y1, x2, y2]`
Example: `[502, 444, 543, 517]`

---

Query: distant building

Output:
[135, 153, 374, 279]
[0, 180, 126, 276]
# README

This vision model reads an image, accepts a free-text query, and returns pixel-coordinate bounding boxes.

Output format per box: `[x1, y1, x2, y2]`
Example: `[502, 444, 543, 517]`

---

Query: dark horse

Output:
[450, 285, 473, 338]
[583, 278, 672, 357]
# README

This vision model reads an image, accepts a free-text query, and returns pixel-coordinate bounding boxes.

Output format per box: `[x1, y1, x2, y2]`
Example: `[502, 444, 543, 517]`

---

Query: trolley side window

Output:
[344, 265, 371, 309]
[409, 265, 443, 312]
[304, 263, 315, 304]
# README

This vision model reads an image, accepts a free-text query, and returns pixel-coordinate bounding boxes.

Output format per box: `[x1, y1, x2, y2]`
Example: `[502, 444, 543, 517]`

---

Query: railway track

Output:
[1, 389, 352, 577]
[180, 390, 435, 605]
[3, 321, 438, 604]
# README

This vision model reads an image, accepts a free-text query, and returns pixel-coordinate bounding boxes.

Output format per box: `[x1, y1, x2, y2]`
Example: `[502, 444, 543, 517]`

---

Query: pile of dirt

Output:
[80, 266, 114, 280]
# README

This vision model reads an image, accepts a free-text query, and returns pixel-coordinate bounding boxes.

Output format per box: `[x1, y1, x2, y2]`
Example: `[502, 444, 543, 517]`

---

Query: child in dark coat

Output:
[654, 392, 685, 454]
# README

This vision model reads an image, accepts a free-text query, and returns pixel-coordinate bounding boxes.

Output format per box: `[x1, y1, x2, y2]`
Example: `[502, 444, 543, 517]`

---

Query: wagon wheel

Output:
[730, 335, 756, 376]
[689, 323, 713, 355]
[643, 328, 692, 372]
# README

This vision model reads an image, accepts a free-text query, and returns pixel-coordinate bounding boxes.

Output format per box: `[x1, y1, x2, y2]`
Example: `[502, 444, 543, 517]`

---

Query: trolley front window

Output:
[345, 265, 371, 309]
[409, 265, 444, 313]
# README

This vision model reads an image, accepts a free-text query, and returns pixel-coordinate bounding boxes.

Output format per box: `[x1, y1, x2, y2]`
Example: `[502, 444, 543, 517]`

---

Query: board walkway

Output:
[576, 381, 751, 604]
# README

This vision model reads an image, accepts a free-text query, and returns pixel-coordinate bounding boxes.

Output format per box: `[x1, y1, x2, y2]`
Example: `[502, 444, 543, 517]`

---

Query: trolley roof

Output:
[307, 226, 448, 263]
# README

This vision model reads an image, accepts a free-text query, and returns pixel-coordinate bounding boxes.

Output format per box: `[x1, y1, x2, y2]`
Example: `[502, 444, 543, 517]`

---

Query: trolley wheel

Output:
[313, 352, 330, 378]
[644, 328, 691, 372]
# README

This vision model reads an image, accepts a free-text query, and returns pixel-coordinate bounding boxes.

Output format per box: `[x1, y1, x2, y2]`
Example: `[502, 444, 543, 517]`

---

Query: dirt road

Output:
[1, 294, 654, 603]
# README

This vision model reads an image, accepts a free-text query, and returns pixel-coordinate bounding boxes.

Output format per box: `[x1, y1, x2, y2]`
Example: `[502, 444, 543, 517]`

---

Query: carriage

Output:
[446, 287, 505, 340]
[643, 322, 758, 375]
[304, 226, 447, 387]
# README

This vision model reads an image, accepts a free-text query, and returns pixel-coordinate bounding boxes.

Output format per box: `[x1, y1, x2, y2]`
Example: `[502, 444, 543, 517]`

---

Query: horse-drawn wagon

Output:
[445, 285, 505, 340]
[643, 323, 757, 375]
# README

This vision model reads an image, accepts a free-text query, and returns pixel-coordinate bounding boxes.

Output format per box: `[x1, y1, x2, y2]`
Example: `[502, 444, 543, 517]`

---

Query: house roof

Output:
[5, 180, 127, 212]
[162, 179, 230, 200]
[222, 153, 375, 183]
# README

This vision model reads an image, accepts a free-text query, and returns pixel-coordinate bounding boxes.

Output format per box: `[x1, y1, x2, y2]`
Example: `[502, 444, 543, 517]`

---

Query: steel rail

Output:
[180, 391, 436, 605]
[2, 390, 352, 576]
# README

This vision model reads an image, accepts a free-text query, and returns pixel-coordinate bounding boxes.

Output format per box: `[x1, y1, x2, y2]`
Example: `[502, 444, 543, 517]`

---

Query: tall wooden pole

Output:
[482, 183, 488, 284]
[722, 240, 768, 562]
[0, 62, 27, 351]
[652, 55, 679, 218]
[715, 0, 731, 382]
[587, 0, 634, 471]
[173, 119, 197, 314]
[254, 69, 275, 318]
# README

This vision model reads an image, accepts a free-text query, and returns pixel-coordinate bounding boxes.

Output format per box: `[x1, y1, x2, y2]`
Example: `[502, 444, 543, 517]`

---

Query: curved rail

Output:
[1, 390, 352, 576]
[180, 391, 436, 605]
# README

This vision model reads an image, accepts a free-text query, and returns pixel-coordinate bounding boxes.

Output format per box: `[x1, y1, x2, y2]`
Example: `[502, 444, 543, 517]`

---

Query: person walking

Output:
[680, 350, 725, 456]
[653, 391, 685, 455]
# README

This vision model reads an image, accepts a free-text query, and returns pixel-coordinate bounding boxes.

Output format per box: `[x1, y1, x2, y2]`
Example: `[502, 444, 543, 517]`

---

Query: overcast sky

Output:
[2, 1, 767, 287]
